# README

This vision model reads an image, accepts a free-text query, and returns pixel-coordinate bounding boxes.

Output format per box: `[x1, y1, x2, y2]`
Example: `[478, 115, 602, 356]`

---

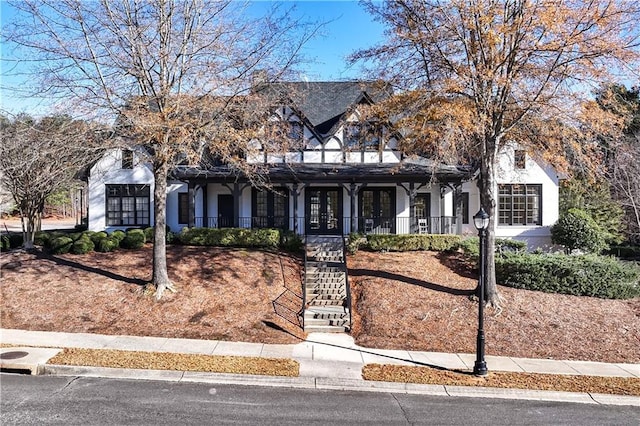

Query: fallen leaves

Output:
[49, 348, 299, 377]
[362, 364, 640, 396]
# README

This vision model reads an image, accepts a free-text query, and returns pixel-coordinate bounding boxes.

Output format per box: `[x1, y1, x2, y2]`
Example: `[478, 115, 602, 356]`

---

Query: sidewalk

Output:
[1, 328, 638, 406]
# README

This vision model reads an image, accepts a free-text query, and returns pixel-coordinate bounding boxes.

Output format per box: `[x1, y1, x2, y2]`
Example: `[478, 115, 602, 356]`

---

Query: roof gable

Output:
[256, 81, 392, 132]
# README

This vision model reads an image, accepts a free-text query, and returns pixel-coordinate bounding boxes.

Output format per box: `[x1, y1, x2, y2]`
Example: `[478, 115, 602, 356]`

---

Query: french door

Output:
[359, 188, 396, 234]
[305, 188, 343, 235]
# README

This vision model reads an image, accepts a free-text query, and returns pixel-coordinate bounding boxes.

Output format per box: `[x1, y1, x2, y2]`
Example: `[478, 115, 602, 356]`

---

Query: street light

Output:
[473, 207, 490, 376]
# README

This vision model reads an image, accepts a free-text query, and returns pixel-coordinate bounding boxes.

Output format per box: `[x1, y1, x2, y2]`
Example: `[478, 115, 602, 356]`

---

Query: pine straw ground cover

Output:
[362, 365, 640, 396]
[1, 246, 639, 395]
[347, 251, 640, 363]
[48, 348, 299, 376]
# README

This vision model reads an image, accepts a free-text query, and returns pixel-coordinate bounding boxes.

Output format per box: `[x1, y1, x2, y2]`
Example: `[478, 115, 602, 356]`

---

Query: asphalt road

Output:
[1, 374, 639, 425]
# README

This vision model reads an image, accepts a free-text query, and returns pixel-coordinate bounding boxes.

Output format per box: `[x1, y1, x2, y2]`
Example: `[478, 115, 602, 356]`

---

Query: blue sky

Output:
[0, 1, 384, 116]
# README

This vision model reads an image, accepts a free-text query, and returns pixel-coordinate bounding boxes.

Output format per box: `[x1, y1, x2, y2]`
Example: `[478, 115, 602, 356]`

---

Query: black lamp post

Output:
[473, 207, 490, 376]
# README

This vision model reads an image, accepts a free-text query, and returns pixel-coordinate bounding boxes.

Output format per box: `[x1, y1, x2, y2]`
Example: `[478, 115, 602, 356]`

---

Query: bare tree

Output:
[351, 0, 640, 307]
[3, 0, 319, 299]
[0, 114, 101, 248]
[597, 84, 640, 243]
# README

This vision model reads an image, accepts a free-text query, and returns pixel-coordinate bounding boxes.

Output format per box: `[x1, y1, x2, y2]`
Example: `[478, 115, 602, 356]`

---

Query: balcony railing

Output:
[192, 216, 458, 235]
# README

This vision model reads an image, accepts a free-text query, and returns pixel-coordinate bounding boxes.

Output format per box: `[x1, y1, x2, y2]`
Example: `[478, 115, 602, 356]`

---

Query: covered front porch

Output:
[170, 162, 472, 237]
[190, 215, 458, 236]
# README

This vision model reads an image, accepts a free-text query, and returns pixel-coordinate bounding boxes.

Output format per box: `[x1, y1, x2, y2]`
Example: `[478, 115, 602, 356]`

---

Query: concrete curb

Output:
[39, 364, 640, 407]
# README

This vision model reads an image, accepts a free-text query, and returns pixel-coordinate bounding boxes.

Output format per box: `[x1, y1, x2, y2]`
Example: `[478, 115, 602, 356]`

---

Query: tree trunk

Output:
[478, 136, 501, 308]
[152, 163, 175, 300]
[20, 208, 37, 250]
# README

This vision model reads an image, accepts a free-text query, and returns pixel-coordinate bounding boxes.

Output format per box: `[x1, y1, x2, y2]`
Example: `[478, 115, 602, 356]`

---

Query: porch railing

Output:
[192, 216, 458, 235]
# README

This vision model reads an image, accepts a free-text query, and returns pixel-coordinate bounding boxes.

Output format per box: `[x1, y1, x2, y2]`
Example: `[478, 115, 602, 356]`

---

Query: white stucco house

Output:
[86, 81, 560, 249]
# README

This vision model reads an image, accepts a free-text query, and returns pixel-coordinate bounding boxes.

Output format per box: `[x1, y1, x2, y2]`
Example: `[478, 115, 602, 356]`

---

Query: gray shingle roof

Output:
[256, 81, 392, 132]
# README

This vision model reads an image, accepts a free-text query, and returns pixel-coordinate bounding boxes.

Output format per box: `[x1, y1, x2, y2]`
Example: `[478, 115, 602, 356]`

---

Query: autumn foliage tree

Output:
[352, 0, 640, 307]
[4, 0, 319, 299]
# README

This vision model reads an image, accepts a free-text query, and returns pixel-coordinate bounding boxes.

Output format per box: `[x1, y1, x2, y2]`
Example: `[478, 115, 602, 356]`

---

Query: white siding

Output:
[87, 149, 155, 232]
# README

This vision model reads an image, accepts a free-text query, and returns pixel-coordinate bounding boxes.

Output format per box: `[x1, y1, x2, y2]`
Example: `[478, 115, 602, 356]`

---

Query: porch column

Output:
[291, 183, 300, 234]
[233, 182, 240, 228]
[453, 184, 463, 235]
[202, 184, 208, 228]
[349, 183, 358, 233]
[188, 181, 196, 228]
[409, 182, 416, 234]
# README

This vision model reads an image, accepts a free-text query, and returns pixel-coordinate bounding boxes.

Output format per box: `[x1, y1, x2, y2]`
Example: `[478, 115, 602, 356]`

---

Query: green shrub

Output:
[346, 233, 366, 254]
[38, 231, 66, 248]
[178, 227, 280, 249]
[496, 238, 527, 253]
[66, 232, 85, 242]
[551, 208, 608, 254]
[458, 237, 527, 258]
[110, 230, 126, 244]
[50, 236, 74, 255]
[280, 230, 303, 252]
[1, 234, 10, 251]
[7, 233, 23, 249]
[144, 227, 154, 242]
[120, 229, 146, 249]
[143, 226, 174, 244]
[495, 253, 640, 299]
[363, 234, 461, 252]
[34, 231, 50, 247]
[96, 236, 119, 252]
[70, 236, 95, 254]
[89, 231, 108, 245]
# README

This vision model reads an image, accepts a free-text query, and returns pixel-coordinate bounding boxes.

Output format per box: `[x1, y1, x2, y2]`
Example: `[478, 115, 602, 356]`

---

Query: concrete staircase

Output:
[303, 236, 351, 333]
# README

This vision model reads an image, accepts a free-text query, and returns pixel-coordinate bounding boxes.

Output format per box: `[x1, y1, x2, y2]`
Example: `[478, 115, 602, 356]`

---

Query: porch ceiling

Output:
[172, 161, 472, 185]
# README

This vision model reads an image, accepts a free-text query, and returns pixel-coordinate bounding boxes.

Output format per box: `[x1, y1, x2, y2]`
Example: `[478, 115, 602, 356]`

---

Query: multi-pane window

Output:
[252, 188, 289, 229]
[498, 184, 541, 226]
[122, 150, 134, 169]
[514, 150, 526, 169]
[106, 184, 150, 226]
[178, 193, 189, 224]
[344, 122, 380, 150]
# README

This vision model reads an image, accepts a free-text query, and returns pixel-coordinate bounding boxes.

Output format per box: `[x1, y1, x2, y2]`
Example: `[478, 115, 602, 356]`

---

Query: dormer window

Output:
[514, 150, 526, 169]
[265, 121, 304, 149]
[344, 122, 381, 151]
[122, 150, 134, 169]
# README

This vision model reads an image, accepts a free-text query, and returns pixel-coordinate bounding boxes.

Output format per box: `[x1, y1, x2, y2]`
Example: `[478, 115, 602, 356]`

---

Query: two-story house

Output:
[87, 81, 559, 249]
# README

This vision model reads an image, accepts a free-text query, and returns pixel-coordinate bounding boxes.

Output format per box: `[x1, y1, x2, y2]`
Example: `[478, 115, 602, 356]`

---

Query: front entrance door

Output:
[360, 188, 396, 234]
[218, 194, 234, 228]
[305, 188, 342, 235]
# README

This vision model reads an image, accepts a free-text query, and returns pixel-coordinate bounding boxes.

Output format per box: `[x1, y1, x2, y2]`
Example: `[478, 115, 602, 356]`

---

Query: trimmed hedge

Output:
[178, 227, 281, 249]
[96, 236, 119, 252]
[120, 229, 146, 249]
[458, 237, 527, 258]
[4, 233, 23, 250]
[70, 236, 95, 254]
[348, 233, 462, 253]
[50, 236, 74, 255]
[111, 230, 126, 244]
[143, 226, 175, 243]
[89, 231, 108, 245]
[1, 234, 11, 251]
[280, 230, 304, 253]
[495, 253, 640, 299]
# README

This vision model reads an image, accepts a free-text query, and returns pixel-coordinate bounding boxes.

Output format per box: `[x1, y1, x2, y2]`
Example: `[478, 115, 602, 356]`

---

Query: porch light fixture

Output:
[472, 207, 490, 376]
